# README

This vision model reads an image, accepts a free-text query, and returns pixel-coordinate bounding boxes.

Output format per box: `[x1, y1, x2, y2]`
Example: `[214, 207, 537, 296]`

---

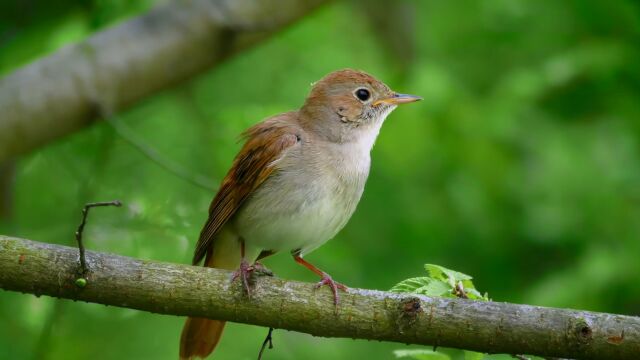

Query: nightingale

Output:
[180, 69, 421, 359]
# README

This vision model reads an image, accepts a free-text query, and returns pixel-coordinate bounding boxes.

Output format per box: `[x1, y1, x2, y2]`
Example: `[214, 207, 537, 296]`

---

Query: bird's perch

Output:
[1, 235, 638, 359]
[0, 0, 327, 162]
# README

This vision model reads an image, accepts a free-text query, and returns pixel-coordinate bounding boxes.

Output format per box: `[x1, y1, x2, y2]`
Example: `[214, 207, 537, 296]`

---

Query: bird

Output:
[179, 69, 421, 359]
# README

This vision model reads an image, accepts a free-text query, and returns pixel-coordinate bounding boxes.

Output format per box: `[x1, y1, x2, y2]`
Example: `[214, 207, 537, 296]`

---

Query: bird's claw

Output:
[315, 273, 347, 306]
[231, 261, 274, 297]
[231, 259, 253, 296]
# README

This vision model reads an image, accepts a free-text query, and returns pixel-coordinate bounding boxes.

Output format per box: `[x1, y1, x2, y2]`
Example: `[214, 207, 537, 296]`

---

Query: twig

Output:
[33, 129, 117, 360]
[257, 327, 274, 360]
[105, 115, 216, 191]
[75, 200, 122, 278]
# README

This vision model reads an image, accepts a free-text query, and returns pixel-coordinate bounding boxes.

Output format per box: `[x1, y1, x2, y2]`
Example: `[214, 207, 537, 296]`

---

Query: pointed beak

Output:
[373, 93, 422, 107]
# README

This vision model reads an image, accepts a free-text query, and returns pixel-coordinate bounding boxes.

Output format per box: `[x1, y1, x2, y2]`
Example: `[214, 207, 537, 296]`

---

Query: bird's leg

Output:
[232, 242, 275, 296]
[293, 255, 347, 305]
[231, 240, 253, 296]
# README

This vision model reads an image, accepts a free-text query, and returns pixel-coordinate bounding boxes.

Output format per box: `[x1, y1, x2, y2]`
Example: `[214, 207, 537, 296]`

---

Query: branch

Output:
[0, 0, 328, 162]
[1, 235, 638, 359]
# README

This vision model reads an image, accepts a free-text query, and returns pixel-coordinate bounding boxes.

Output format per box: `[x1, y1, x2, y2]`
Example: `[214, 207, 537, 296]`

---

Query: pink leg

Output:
[293, 255, 347, 305]
[231, 240, 253, 296]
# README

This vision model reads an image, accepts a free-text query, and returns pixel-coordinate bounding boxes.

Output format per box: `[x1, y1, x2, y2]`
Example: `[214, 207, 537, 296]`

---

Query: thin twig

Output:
[33, 129, 117, 360]
[257, 327, 274, 360]
[75, 201, 122, 275]
[105, 115, 216, 191]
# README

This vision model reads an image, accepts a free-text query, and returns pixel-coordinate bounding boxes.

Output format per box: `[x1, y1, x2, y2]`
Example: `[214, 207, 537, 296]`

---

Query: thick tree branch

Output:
[1, 235, 638, 359]
[0, 0, 328, 162]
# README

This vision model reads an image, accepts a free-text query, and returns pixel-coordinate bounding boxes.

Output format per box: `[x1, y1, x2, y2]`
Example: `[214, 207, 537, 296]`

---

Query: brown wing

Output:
[192, 115, 300, 265]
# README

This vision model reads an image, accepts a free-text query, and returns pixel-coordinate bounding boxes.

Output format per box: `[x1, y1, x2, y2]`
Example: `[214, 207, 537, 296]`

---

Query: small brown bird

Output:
[179, 69, 421, 359]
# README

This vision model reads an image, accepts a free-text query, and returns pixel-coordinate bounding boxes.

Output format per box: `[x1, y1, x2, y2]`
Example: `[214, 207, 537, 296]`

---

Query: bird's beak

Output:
[373, 93, 422, 107]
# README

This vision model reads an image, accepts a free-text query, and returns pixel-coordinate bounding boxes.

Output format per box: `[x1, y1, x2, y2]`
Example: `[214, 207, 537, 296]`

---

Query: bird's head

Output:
[300, 69, 421, 143]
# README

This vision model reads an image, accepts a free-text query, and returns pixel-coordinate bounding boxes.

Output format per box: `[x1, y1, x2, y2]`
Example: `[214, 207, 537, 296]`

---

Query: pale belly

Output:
[232, 164, 366, 257]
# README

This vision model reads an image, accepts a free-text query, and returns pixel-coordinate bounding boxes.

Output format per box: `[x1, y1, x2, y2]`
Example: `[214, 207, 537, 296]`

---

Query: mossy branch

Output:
[1, 235, 638, 359]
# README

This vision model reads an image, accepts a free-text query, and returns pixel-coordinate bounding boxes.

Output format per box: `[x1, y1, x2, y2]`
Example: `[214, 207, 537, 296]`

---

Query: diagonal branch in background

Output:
[1, 235, 638, 359]
[105, 115, 216, 191]
[0, 0, 329, 163]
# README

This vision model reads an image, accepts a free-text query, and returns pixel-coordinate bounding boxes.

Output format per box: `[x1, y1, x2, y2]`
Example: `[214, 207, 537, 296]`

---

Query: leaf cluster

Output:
[390, 264, 489, 301]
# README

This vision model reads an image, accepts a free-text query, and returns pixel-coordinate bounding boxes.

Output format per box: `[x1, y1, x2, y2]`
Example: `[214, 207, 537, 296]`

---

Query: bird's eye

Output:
[355, 88, 371, 102]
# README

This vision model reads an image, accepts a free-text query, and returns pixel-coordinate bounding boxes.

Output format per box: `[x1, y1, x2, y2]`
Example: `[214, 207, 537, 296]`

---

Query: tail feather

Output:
[179, 228, 242, 359]
[179, 317, 226, 360]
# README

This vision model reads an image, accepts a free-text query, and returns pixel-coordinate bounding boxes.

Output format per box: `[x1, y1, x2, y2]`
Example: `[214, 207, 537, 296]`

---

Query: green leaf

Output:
[392, 263, 490, 300]
[425, 264, 473, 283]
[422, 279, 454, 297]
[394, 349, 451, 360]
[390, 277, 454, 297]
[390, 277, 432, 293]
[465, 288, 489, 301]
[462, 279, 477, 290]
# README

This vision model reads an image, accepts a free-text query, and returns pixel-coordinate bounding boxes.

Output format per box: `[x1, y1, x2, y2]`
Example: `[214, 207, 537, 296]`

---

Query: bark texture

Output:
[1, 235, 638, 359]
[0, 0, 327, 162]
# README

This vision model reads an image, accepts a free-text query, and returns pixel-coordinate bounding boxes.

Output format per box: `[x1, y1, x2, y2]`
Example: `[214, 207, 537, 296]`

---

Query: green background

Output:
[1, 0, 639, 359]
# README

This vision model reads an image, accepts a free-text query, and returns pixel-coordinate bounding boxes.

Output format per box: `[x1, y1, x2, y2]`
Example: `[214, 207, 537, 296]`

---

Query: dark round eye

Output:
[355, 88, 370, 101]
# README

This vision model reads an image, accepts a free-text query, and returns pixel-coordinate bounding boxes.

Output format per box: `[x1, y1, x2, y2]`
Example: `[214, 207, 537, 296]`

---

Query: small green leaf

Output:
[465, 288, 489, 301]
[422, 279, 453, 297]
[425, 264, 473, 282]
[390, 277, 454, 297]
[462, 279, 477, 290]
[390, 277, 432, 293]
[394, 349, 451, 360]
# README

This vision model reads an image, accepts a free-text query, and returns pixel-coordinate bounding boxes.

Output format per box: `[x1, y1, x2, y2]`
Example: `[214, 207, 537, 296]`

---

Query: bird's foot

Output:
[232, 261, 274, 297]
[231, 259, 254, 296]
[315, 273, 347, 306]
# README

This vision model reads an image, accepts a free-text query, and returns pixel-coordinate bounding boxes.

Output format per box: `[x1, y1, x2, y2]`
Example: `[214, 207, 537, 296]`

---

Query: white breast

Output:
[233, 133, 380, 256]
[233, 115, 390, 257]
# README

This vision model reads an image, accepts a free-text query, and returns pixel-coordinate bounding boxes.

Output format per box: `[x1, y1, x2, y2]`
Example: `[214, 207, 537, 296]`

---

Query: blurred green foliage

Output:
[1, 0, 639, 359]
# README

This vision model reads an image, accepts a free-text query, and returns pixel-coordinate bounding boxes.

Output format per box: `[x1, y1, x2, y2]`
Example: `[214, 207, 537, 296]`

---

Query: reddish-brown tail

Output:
[180, 231, 242, 359]
[179, 317, 226, 360]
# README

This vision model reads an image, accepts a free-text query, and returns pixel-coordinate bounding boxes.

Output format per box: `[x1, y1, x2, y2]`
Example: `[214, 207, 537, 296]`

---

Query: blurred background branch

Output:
[1, 235, 638, 360]
[0, 0, 328, 163]
[355, 0, 417, 82]
[105, 114, 215, 191]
